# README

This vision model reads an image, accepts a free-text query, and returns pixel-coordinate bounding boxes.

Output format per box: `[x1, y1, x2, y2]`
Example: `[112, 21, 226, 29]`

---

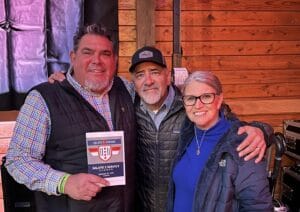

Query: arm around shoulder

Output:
[248, 121, 274, 147]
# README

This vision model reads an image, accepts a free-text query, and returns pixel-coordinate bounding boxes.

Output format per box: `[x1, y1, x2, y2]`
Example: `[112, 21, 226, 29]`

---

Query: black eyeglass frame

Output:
[182, 93, 217, 106]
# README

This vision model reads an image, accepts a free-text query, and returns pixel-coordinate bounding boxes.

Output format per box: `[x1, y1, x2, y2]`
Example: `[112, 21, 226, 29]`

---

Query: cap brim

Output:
[129, 60, 166, 72]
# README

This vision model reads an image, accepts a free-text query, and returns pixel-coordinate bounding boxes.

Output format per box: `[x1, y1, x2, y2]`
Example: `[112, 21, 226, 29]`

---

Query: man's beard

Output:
[84, 77, 110, 93]
[140, 89, 162, 105]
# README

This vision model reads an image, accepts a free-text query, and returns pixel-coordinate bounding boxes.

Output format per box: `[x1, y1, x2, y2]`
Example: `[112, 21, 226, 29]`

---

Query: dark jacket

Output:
[33, 77, 136, 212]
[167, 118, 273, 212]
[135, 85, 186, 212]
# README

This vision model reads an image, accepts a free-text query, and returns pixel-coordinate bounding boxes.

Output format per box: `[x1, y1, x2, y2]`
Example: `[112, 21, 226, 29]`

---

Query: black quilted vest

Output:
[134, 85, 186, 212]
[33, 77, 136, 212]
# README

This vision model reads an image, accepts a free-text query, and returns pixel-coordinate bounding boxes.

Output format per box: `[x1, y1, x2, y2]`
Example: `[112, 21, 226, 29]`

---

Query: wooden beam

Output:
[173, 0, 182, 68]
[136, 0, 155, 48]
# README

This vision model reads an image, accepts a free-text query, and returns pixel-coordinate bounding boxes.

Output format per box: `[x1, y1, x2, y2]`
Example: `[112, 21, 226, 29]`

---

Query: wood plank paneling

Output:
[225, 98, 300, 115]
[157, 11, 300, 26]
[180, 0, 300, 11]
[156, 41, 300, 56]
[119, 0, 135, 10]
[0, 111, 18, 121]
[223, 83, 300, 98]
[214, 69, 300, 84]
[156, 26, 300, 41]
[181, 55, 300, 70]
[119, 26, 136, 41]
[118, 10, 135, 25]
[119, 42, 136, 56]
[237, 113, 300, 130]
[183, 41, 300, 56]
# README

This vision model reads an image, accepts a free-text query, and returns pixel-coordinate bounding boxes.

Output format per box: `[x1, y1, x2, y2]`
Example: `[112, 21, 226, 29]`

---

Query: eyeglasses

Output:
[182, 93, 216, 106]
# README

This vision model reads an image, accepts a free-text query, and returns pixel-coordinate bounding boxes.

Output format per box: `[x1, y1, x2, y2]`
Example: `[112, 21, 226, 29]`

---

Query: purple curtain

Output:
[0, 0, 84, 109]
[0, 0, 117, 110]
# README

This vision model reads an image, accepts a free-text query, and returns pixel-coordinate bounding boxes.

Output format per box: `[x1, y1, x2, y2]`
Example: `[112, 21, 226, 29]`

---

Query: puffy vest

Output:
[33, 77, 136, 212]
[134, 85, 186, 212]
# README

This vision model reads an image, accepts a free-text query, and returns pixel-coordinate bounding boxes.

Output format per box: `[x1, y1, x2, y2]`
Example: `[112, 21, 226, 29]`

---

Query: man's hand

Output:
[64, 173, 110, 201]
[236, 126, 266, 163]
[48, 72, 66, 83]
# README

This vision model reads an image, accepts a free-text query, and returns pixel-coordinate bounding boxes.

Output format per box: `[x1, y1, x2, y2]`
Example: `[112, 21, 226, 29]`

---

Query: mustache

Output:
[142, 85, 159, 91]
[88, 64, 104, 71]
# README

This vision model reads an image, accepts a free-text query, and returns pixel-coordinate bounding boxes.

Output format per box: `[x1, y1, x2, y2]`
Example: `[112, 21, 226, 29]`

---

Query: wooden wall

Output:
[118, 0, 300, 133]
[0, 0, 298, 205]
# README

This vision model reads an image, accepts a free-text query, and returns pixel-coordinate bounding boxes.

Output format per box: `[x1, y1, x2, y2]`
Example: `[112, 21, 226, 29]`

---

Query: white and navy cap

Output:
[129, 46, 167, 72]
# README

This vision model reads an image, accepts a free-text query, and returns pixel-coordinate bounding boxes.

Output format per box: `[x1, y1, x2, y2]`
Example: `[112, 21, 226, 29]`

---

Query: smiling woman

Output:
[167, 71, 273, 212]
[182, 72, 223, 130]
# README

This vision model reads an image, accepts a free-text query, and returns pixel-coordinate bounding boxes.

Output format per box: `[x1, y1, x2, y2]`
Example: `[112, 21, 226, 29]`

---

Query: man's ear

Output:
[70, 51, 75, 64]
[114, 54, 118, 64]
[167, 69, 172, 85]
[130, 72, 135, 81]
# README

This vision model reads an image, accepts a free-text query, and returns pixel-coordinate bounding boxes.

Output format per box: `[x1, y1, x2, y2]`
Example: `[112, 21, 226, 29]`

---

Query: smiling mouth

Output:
[194, 111, 206, 116]
[89, 68, 105, 73]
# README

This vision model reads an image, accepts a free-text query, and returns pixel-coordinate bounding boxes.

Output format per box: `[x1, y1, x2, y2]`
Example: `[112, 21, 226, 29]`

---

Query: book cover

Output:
[86, 131, 125, 186]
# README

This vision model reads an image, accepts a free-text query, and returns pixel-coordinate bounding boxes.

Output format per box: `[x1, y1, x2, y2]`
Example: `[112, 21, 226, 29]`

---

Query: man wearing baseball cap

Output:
[130, 47, 185, 211]
[48, 45, 270, 212]
[129, 46, 271, 212]
[129, 46, 167, 72]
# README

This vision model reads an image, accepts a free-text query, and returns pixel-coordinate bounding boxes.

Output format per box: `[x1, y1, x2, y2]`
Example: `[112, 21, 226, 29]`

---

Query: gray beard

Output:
[84, 79, 109, 93]
[141, 92, 162, 105]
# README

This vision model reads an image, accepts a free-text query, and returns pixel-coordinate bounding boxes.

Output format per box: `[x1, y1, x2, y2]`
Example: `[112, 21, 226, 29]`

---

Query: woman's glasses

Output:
[182, 93, 216, 106]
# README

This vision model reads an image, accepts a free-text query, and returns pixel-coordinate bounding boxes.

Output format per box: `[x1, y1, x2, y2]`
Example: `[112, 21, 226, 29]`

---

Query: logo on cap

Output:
[139, 50, 154, 59]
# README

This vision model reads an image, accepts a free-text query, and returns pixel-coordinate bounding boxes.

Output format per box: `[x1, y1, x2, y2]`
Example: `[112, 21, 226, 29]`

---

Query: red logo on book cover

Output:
[88, 145, 121, 160]
[99, 145, 111, 161]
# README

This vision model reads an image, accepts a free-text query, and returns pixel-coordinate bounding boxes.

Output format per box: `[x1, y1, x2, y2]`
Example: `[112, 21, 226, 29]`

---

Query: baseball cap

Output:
[129, 46, 167, 72]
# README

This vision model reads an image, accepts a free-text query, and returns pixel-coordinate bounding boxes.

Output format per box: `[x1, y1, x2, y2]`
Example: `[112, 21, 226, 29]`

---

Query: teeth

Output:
[91, 69, 103, 72]
[194, 111, 205, 116]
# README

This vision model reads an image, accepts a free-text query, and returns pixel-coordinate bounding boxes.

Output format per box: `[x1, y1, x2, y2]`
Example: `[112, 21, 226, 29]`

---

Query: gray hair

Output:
[182, 71, 223, 95]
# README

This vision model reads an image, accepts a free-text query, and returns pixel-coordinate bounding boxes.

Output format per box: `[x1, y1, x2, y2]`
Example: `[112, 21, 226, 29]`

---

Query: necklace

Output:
[194, 126, 206, 156]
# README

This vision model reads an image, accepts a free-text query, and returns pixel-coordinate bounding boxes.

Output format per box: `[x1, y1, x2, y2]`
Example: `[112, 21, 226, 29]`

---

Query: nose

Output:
[194, 97, 204, 108]
[144, 73, 154, 85]
[91, 54, 102, 64]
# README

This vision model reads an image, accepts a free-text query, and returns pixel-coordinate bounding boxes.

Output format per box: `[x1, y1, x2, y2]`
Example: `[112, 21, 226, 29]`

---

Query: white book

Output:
[86, 131, 125, 186]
